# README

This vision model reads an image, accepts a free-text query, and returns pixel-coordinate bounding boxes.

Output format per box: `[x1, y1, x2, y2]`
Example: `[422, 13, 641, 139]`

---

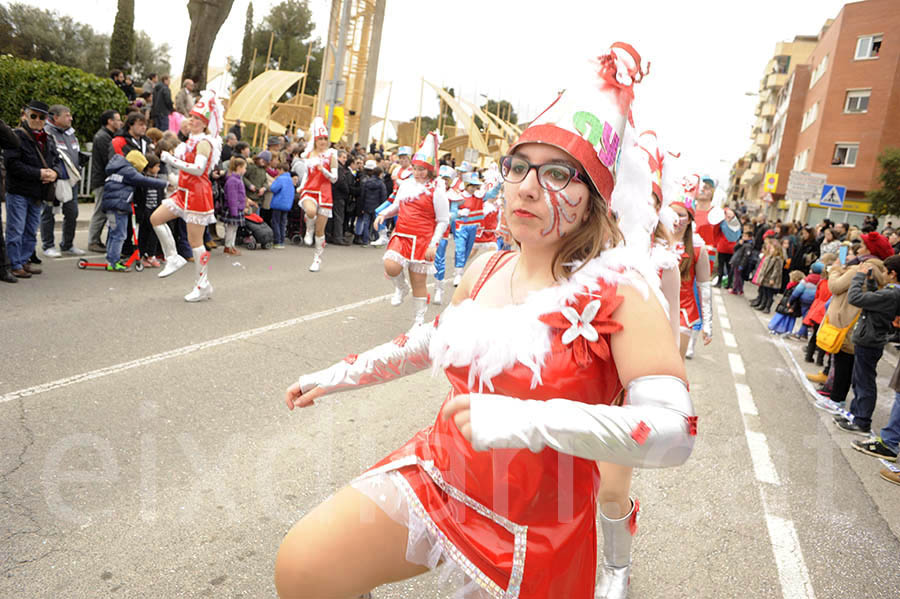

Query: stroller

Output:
[239, 212, 274, 250]
[287, 203, 307, 245]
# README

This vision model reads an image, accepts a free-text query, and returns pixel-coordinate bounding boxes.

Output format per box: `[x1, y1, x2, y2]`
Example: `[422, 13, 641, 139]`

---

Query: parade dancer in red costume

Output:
[671, 201, 712, 358]
[149, 90, 223, 302]
[689, 174, 741, 286]
[371, 146, 414, 247]
[298, 117, 338, 272]
[374, 132, 449, 327]
[276, 43, 695, 599]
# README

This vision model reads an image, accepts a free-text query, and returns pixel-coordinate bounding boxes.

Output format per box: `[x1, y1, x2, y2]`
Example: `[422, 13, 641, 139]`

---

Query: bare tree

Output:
[181, 0, 235, 90]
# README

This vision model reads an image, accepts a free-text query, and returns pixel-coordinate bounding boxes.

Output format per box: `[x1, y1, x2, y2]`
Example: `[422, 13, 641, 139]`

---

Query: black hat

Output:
[24, 100, 50, 114]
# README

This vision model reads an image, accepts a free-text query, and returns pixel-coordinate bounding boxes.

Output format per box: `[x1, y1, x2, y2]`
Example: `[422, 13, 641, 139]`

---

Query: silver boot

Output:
[595, 498, 639, 599]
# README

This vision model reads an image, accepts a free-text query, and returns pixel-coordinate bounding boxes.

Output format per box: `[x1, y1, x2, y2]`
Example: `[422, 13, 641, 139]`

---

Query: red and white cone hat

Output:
[310, 117, 328, 141]
[511, 42, 647, 203]
[411, 131, 440, 172]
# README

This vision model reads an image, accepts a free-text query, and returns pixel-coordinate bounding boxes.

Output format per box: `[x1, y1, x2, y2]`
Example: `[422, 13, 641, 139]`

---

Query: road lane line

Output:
[719, 293, 816, 599]
[1, 293, 393, 404]
[735, 382, 758, 416]
[722, 330, 737, 348]
[719, 316, 731, 330]
[728, 353, 745, 376]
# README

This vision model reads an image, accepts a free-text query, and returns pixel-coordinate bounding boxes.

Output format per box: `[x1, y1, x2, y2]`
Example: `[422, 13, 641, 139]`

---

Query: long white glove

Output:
[297, 321, 435, 396]
[428, 181, 450, 249]
[319, 162, 338, 183]
[469, 375, 695, 468]
[161, 151, 207, 176]
[699, 280, 713, 338]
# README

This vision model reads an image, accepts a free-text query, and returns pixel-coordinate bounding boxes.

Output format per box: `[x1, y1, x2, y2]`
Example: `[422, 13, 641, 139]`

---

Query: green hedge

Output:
[0, 55, 129, 142]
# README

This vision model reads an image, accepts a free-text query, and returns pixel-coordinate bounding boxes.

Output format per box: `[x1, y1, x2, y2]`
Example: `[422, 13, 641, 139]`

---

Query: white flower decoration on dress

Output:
[560, 299, 602, 345]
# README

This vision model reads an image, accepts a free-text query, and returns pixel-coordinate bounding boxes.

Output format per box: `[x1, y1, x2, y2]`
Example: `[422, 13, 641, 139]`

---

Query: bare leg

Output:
[149, 205, 177, 227]
[275, 486, 428, 598]
[596, 463, 633, 519]
[679, 331, 690, 359]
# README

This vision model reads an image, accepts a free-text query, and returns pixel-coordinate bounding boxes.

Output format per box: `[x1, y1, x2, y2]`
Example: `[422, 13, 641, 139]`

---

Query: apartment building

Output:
[733, 0, 900, 225]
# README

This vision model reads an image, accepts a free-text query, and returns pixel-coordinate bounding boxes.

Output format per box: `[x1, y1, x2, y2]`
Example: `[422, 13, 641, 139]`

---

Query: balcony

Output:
[751, 117, 766, 134]
[740, 161, 765, 186]
[756, 132, 771, 148]
[761, 102, 776, 118]
[766, 73, 788, 89]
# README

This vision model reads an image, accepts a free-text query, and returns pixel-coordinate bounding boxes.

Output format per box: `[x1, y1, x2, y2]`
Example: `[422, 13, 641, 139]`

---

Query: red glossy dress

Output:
[384, 179, 445, 273]
[167, 136, 215, 225]
[357, 251, 627, 598]
[676, 241, 702, 329]
[298, 151, 334, 217]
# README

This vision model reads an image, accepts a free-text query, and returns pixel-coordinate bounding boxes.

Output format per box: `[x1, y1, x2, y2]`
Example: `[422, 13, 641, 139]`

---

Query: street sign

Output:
[820, 184, 846, 208]
[324, 79, 347, 106]
[763, 172, 779, 193]
[785, 170, 826, 204]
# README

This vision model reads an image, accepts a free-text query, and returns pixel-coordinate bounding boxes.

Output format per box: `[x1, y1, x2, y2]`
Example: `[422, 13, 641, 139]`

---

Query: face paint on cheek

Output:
[540, 189, 584, 238]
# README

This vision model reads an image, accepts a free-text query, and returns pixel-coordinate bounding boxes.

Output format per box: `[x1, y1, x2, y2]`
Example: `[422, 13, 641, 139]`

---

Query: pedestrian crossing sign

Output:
[763, 173, 778, 193]
[820, 184, 846, 208]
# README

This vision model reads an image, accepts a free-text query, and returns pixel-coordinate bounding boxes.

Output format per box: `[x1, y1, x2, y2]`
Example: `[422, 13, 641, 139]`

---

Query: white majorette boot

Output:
[595, 498, 639, 599]
[389, 273, 409, 306]
[371, 228, 389, 247]
[184, 246, 213, 302]
[412, 296, 428, 326]
[452, 270, 462, 287]
[153, 224, 187, 278]
[304, 216, 316, 246]
[432, 279, 446, 305]
[685, 329, 699, 359]
[309, 235, 324, 272]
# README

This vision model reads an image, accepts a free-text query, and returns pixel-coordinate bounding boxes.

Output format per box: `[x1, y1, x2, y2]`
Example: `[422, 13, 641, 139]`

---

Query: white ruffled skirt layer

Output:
[162, 198, 216, 226]
[351, 471, 492, 599]
[382, 249, 436, 275]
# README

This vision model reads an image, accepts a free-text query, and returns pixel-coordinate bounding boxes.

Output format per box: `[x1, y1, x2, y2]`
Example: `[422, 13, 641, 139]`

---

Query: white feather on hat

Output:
[610, 124, 657, 259]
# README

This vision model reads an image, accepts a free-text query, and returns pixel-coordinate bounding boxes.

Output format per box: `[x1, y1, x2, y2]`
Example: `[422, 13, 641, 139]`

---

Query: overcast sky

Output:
[32, 0, 851, 182]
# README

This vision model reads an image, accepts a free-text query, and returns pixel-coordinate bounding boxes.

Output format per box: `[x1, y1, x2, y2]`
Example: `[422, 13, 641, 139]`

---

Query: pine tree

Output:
[108, 0, 135, 72]
[235, 2, 254, 88]
[868, 148, 900, 216]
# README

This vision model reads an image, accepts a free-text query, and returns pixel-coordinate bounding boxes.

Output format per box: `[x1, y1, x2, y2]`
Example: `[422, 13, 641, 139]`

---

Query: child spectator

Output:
[729, 230, 754, 296]
[769, 271, 804, 334]
[753, 237, 784, 313]
[834, 255, 900, 435]
[803, 254, 837, 365]
[789, 262, 824, 339]
[222, 157, 256, 255]
[268, 161, 295, 249]
[354, 161, 386, 246]
[135, 153, 164, 267]
[102, 150, 167, 271]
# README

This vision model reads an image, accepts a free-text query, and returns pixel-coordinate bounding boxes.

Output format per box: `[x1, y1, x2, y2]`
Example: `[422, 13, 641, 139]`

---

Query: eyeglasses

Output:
[28, 113, 47, 121]
[499, 155, 585, 192]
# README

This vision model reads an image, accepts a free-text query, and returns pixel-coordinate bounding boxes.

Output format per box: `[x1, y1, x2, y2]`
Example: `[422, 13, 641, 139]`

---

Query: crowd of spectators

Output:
[718, 208, 900, 485]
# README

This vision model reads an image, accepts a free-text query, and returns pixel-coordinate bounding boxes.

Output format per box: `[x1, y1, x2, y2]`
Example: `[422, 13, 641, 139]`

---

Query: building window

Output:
[855, 35, 882, 59]
[774, 55, 790, 74]
[794, 149, 809, 171]
[810, 54, 828, 88]
[800, 102, 819, 131]
[844, 89, 871, 113]
[832, 144, 858, 167]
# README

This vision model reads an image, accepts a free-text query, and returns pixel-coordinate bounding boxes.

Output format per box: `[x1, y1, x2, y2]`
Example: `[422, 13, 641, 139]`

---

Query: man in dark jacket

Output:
[4, 100, 65, 278]
[354, 162, 386, 246]
[0, 118, 21, 282]
[834, 255, 900, 434]
[87, 109, 123, 252]
[326, 150, 353, 245]
[150, 75, 174, 131]
[42, 104, 86, 257]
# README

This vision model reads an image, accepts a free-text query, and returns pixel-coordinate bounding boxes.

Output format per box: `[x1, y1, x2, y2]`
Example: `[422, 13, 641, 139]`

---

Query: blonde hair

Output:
[228, 156, 247, 173]
[551, 189, 623, 281]
[789, 270, 804, 283]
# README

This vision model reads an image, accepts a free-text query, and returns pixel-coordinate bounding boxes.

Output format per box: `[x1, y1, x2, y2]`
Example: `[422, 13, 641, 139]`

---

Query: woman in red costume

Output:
[150, 90, 223, 302]
[276, 43, 695, 599]
[299, 117, 338, 272]
[671, 202, 713, 358]
[374, 131, 449, 327]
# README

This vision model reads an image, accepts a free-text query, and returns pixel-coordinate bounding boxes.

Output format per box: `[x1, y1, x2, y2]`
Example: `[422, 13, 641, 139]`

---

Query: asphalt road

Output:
[1, 224, 898, 598]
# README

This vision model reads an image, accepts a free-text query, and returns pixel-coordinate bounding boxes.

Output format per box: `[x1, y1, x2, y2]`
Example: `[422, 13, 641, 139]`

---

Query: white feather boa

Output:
[429, 246, 664, 391]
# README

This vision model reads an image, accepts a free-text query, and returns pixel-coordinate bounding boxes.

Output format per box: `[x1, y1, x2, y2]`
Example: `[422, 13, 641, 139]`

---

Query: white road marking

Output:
[735, 383, 758, 415]
[720, 317, 732, 330]
[0, 293, 393, 404]
[745, 430, 781, 485]
[718, 292, 816, 599]
[728, 353, 745, 376]
[764, 511, 818, 599]
[722, 330, 737, 348]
